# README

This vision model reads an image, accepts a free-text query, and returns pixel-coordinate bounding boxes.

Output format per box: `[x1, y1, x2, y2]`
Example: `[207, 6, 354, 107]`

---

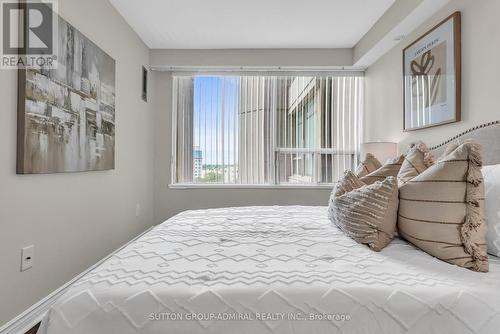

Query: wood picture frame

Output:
[403, 12, 461, 132]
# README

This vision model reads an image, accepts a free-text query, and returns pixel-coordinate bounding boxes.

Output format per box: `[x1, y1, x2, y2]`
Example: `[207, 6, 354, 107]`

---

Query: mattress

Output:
[39, 206, 500, 334]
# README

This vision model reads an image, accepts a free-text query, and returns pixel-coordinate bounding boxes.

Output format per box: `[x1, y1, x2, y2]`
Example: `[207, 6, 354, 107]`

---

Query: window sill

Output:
[168, 183, 335, 190]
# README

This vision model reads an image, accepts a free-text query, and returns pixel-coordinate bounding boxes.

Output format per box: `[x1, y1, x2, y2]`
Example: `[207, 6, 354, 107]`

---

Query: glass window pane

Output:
[172, 74, 363, 186]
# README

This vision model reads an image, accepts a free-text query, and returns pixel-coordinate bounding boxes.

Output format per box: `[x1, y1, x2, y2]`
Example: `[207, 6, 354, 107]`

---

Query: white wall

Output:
[150, 48, 353, 68]
[0, 0, 154, 326]
[364, 0, 500, 150]
[150, 49, 346, 224]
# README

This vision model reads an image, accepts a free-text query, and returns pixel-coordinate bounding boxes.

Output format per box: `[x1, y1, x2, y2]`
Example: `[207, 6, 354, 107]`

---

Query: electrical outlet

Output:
[21, 245, 34, 272]
[135, 203, 141, 217]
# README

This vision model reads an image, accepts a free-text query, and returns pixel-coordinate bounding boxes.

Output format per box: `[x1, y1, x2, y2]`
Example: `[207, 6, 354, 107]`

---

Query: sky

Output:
[193, 76, 239, 165]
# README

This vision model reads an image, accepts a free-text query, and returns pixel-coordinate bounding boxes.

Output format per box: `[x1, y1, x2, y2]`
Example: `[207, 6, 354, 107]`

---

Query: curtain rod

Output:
[149, 65, 366, 73]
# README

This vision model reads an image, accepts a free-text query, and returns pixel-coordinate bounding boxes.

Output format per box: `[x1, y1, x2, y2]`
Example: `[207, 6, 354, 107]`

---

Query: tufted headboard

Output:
[430, 121, 500, 166]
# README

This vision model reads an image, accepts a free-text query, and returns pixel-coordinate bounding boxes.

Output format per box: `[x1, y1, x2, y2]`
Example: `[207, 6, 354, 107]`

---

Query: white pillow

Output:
[483, 164, 500, 257]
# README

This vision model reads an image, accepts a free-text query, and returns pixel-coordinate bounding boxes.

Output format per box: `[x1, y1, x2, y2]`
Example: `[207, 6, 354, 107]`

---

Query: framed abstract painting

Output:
[403, 12, 461, 131]
[17, 12, 116, 174]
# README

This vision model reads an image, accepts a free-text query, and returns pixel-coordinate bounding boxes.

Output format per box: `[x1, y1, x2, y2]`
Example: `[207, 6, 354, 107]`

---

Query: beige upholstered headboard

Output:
[430, 121, 500, 166]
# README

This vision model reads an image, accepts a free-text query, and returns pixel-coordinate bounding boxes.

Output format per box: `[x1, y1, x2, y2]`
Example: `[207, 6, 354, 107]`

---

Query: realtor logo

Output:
[1, 0, 58, 69]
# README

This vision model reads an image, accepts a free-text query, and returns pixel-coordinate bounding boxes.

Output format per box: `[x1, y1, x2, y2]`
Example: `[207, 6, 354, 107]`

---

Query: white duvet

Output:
[39, 206, 500, 334]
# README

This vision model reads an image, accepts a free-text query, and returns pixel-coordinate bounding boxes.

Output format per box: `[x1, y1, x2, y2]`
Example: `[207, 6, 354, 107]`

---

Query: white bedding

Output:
[39, 206, 500, 334]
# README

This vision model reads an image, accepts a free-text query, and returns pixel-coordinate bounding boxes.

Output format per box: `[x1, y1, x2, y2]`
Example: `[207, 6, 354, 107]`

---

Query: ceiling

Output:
[109, 0, 396, 49]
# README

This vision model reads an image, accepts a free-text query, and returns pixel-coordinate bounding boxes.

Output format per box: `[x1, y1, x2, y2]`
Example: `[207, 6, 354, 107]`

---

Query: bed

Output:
[38, 122, 500, 334]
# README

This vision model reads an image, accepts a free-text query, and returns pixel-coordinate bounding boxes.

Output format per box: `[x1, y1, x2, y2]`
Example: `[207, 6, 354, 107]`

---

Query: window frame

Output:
[169, 71, 364, 189]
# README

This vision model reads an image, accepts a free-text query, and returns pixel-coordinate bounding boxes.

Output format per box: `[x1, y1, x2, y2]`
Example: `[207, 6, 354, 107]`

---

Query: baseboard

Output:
[0, 226, 154, 334]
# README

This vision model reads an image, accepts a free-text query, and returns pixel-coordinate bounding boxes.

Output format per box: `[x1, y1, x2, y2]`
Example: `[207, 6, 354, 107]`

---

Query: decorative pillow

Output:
[482, 164, 500, 257]
[328, 171, 399, 251]
[398, 141, 434, 185]
[398, 141, 488, 272]
[355, 153, 382, 178]
[360, 155, 405, 185]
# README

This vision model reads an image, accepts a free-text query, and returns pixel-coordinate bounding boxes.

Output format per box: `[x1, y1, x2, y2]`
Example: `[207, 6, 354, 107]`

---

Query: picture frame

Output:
[142, 66, 148, 102]
[403, 12, 461, 131]
[17, 12, 116, 174]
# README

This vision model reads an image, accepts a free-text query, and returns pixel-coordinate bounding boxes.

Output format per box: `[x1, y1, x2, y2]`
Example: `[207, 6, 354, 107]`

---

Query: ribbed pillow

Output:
[398, 141, 434, 186]
[328, 171, 399, 251]
[398, 141, 488, 272]
[360, 155, 405, 185]
[355, 153, 382, 178]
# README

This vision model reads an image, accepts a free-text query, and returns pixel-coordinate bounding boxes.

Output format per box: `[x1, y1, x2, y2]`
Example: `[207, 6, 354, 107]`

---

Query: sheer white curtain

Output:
[172, 76, 194, 183]
[172, 73, 363, 185]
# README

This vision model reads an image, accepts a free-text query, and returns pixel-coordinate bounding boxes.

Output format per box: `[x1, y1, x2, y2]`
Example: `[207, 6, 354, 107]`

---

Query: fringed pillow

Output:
[398, 141, 434, 186]
[360, 155, 405, 185]
[328, 171, 399, 251]
[398, 141, 488, 272]
[355, 153, 382, 178]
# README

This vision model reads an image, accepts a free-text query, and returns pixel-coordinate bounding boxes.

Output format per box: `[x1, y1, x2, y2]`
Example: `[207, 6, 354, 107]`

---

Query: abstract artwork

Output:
[403, 12, 461, 131]
[17, 14, 116, 174]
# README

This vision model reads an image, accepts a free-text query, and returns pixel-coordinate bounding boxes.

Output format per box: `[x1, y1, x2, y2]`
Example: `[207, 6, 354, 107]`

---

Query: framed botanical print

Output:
[403, 12, 461, 131]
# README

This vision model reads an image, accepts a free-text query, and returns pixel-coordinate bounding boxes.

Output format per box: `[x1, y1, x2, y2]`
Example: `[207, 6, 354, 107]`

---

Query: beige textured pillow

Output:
[355, 153, 382, 178]
[398, 141, 488, 272]
[360, 155, 405, 185]
[398, 141, 434, 185]
[328, 171, 399, 251]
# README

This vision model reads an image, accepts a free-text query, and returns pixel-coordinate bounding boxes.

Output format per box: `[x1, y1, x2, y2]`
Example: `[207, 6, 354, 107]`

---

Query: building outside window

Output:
[193, 147, 203, 179]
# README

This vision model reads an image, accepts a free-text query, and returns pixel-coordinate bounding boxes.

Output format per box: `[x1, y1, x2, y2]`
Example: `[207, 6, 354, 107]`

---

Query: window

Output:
[172, 73, 363, 186]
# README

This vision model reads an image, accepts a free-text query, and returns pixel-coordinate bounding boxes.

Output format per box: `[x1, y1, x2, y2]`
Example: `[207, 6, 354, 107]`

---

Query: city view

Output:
[175, 75, 361, 185]
[192, 146, 239, 183]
